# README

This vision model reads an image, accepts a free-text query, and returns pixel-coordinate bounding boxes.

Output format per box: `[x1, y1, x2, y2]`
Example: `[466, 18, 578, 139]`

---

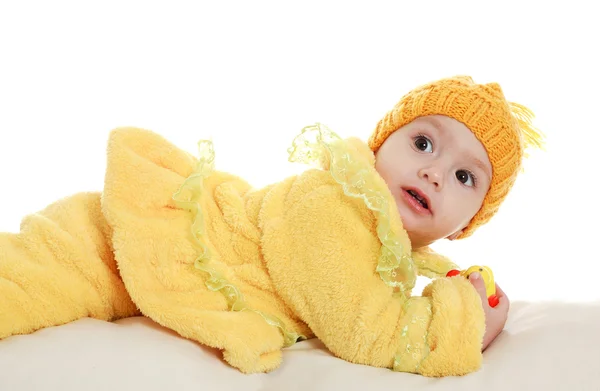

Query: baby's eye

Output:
[456, 170, 476, 187]
[414, 136, 432, 153]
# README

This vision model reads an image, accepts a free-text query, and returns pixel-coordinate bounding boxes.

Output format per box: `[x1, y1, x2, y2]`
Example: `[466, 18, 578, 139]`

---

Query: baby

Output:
[0, 75, 543, 377]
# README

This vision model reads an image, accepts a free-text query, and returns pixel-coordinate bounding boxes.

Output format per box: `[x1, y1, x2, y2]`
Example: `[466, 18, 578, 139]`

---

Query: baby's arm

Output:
[412, 247, 511, 353]
[261, 175, 486, 376]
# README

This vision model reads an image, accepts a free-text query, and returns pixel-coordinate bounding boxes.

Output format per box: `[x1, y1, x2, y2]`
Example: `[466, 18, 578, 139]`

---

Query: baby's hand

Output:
[468, 272, 510, 351]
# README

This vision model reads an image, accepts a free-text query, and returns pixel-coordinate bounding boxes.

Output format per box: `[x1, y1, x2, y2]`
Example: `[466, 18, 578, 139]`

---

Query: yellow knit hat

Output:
[368, 75, 544, 239]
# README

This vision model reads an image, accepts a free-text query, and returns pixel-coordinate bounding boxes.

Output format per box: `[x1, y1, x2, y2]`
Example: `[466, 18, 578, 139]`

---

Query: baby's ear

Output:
[446, 230, 464, 241]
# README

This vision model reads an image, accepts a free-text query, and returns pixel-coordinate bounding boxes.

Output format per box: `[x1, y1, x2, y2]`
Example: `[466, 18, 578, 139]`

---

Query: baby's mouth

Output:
[406, 189, 429, 209]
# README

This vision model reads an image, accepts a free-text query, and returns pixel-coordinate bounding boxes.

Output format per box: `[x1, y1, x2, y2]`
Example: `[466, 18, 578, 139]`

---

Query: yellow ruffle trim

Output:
[172, 139, 304, 348]
[288, 123, 432, 372]
[173, 123, 427, 369]
[287, 123, 417, 294]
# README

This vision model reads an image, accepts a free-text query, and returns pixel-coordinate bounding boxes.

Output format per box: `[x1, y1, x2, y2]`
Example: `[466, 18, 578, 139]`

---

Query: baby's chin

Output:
[396, 213, 433, 248]
[403, 222, 449, 249]
[395, 203, 449, 248]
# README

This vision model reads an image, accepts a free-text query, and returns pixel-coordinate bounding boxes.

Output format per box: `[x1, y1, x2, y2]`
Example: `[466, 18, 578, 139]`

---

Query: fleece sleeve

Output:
[260, 172, 485, 376]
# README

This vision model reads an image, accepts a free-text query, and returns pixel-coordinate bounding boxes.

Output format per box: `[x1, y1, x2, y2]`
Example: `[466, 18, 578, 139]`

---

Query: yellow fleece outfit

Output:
[0, 124, 484, 376]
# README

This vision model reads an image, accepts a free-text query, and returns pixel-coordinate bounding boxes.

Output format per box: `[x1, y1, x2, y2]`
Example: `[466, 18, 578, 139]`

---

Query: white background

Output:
[0, 1, 598, 302]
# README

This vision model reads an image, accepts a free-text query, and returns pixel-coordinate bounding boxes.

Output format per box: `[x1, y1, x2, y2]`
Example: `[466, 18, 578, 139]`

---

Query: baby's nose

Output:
[427, 173, 440, 186]
[421, 168, 443, 188]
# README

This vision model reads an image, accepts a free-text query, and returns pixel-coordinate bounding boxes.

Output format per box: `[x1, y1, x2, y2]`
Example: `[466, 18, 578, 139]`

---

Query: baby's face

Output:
[374, 115, 492, 248]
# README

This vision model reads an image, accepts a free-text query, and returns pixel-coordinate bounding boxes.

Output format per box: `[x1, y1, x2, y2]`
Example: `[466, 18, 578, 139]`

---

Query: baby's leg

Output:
[0, 192, 139, 339]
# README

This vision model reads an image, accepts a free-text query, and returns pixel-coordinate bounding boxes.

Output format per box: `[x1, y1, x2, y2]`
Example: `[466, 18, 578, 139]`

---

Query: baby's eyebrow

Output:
[424, 117, 444, 133]
[470, 155, 492, 179]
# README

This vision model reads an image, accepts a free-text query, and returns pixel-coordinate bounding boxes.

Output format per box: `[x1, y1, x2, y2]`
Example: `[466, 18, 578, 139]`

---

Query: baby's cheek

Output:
[436, 204, 465, 235]
[448, 200, 478, 232]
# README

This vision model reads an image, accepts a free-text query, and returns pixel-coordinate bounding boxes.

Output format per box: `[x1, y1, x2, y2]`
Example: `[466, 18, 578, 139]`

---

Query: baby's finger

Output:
[495, 283, 508, 300]
[468, 273, 488, 302]
[494, 294, 510, 313]
[494, 284, 510, 311]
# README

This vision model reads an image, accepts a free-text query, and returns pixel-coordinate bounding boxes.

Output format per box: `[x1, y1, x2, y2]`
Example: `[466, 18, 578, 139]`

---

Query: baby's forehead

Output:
[412, 115, 464, 135]
[411, 115, 492, 169]
[412, 115, 446, 131]
[414, 115, 472, 140]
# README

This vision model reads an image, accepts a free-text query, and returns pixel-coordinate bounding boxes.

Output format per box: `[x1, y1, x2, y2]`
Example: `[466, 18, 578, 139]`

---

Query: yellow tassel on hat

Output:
[509, 102, 546, 152]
